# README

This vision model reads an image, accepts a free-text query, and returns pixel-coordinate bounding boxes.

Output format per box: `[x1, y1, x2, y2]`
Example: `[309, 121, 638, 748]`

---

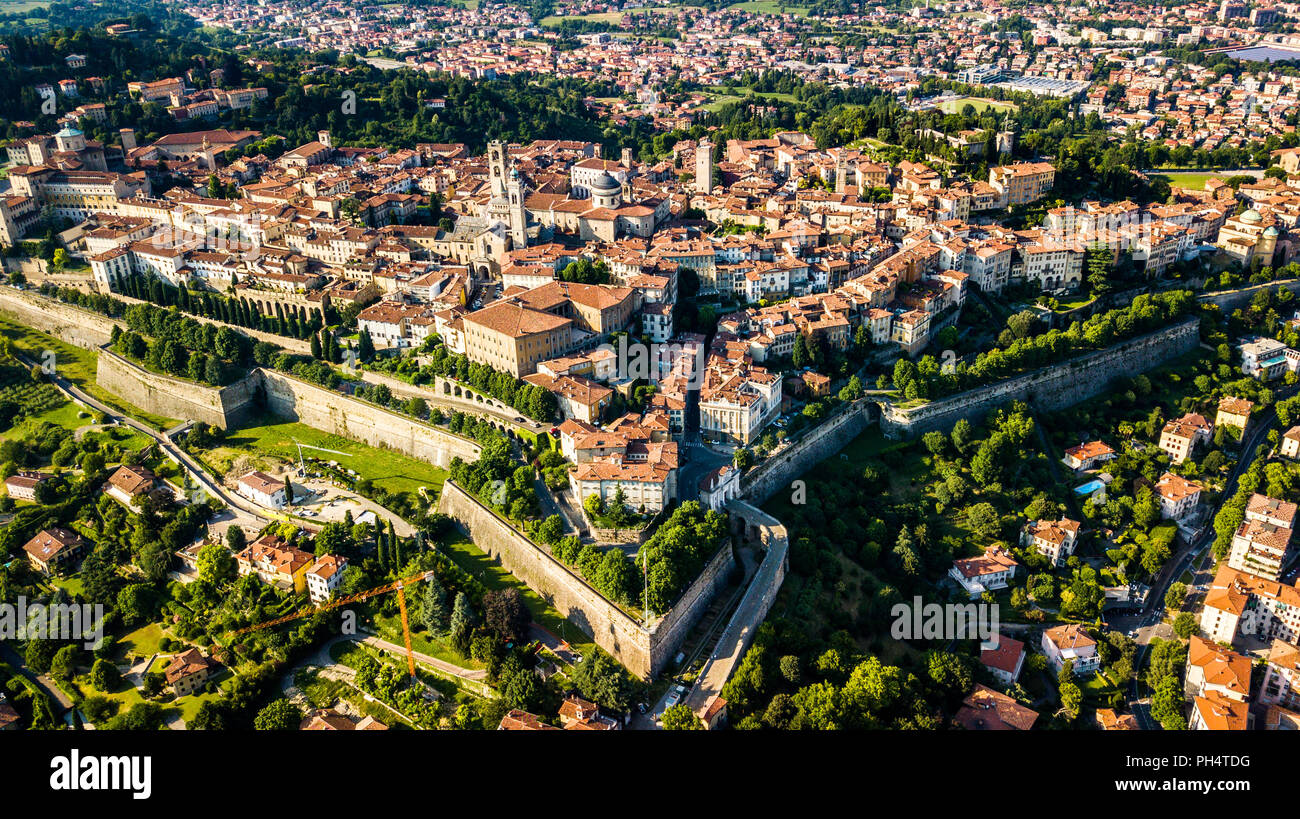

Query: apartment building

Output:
[1200, 564, 1300, 645]
[1226, 494, 1297, 581]
[1154, 472, 1203, 521]
[306, 554, 349, 604]
[989, 161, 1056, 207]
[1185, 635, 1251, 703]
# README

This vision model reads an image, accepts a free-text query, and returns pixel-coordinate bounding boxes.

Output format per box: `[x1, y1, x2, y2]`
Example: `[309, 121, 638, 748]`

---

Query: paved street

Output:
[1118, 392, 1290, 726]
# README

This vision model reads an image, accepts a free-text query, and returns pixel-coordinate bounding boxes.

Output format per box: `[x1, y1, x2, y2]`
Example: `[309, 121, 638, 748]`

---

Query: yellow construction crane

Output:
[229, 569, 433, 679]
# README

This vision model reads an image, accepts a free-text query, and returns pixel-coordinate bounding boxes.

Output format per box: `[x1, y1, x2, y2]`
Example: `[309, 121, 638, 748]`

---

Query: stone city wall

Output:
[95, 348, 260, 429]
[878, 317, 1200, 439]
[437, 480, 734, 678]
[259, 369, 481, 468]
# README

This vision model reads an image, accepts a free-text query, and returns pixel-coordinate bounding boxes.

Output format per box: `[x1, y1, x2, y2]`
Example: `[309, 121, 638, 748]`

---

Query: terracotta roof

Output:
[465, 301, 571, 338]
[106, 464, 157, 496]
[980, 636, 1025, 675]
[498, 709, 560, 730]
[1188, 635, 1252, 699]
[22, 527, 84, 563]
[164, 648, 216, 685]
[954, 684, 1038, 730]
[1193, 690, 1249, 730]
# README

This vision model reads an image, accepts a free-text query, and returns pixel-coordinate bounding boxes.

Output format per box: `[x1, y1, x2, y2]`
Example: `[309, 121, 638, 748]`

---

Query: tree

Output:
[90, 658, 121, 693]
[1059, 680, 1083, 721]
[922, 430, 947, 457]
[572, 650, 637, 711]
[254, 699, 303, 731]
[499, 658, 543, 711]
[225, 525, 246, 551]
[483, 588, 530, 642]
[50, 645, 79, 682]
[1165, 582, 1187, 611]
[792, 333, 811, 368]
[449, 591, 475, 654]
[660, 702, 702, 730]
[422, 574, 450, 636]
[1173, 612, 1198, 639]
[197, 543, 236, 585]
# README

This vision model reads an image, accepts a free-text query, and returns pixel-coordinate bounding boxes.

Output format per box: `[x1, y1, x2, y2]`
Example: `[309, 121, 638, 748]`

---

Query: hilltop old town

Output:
[1, 0, 1300, 772]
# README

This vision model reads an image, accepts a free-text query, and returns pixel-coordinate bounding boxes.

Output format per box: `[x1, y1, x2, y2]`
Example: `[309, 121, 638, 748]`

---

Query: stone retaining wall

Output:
[437, 480, 734, 678]
[259, 369, 481, 468]
[95, 348, 260, 429]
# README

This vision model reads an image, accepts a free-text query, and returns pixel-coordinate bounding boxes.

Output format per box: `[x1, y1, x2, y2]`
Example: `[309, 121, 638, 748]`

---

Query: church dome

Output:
[589, 171, 620, 194]
[1241, 208, 1263, 223]
[1264, 225, 1279, 237]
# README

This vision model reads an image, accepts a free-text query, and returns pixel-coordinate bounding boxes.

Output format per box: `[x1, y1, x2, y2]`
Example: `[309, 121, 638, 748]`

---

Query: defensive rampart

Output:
[437, 480, 733, 678]
[95, 349, 259, 429]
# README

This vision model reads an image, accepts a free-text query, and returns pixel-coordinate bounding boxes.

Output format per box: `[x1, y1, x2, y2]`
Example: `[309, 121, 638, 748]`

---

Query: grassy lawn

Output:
[936, 97, 1018, 115]
[0, 400, 85, 441]
[115, 623, 167, 661]
[0, 316, 178, 430]
[1152, 171, 1231, 192]
[439, 534, 597, 657]
[701, 87, 801, 112]
[727, 1, 810, 15]
[47, 574, 85, 598]
[1052, 293, 1097, 312]
[371, 611, 485, 669]
[837, 426, 907, 463]
[197, 412, 448, 497]
[535, 10, 621, 25]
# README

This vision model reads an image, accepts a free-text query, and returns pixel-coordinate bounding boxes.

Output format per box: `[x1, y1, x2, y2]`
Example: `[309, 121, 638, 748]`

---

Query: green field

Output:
[936, 97, 1018, 115]
[198, 413, 447, 497]
[702, 87, 801, 112]
[1152, 171, 1232, 192]
[0, 316, 178, 430]
[727, 1, 810, 15]
[539, 10, 626, 26]
[0, 0, 52, 11]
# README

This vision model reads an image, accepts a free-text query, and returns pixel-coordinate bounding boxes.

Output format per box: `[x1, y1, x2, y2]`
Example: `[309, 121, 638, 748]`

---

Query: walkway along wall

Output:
[1197, 279, 1300, 313]
[0, 286, 312, 355]
[437, 480, 734, 678]
[685, 500, 789, 727]
[95, 348, 260, 429]
[94, 351, 483, 466]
